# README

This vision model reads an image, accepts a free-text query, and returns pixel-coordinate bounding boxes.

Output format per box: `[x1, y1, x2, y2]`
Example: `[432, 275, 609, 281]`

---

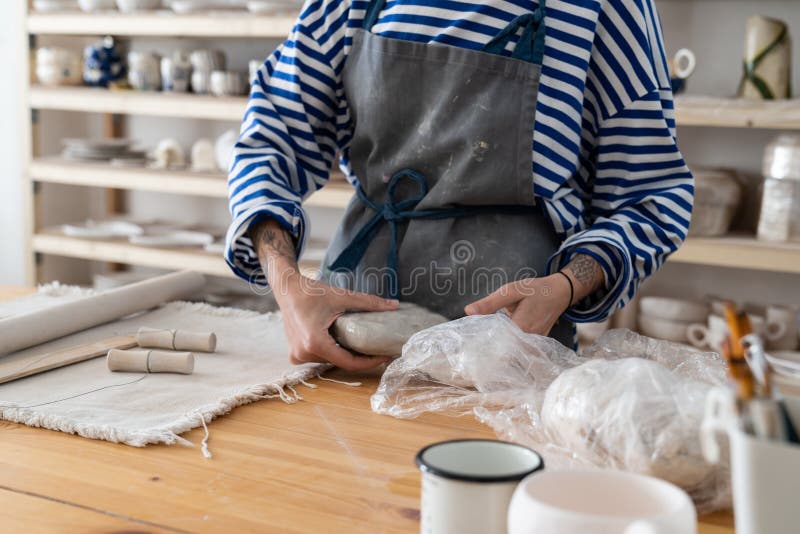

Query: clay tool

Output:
[107, 349, 195, 375]
[135, 327, 217, 352]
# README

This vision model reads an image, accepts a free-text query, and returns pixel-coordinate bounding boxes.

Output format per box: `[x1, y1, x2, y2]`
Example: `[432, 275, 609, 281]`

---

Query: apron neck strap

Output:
[482, 1, 547, 65]
[362, 0, 387, 30]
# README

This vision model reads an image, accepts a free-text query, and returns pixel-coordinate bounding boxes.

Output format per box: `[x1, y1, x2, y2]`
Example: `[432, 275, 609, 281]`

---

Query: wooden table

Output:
[0, 287, 735, 533]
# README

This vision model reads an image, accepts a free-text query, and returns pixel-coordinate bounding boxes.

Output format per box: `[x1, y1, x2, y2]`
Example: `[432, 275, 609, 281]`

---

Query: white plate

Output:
[130, 231, 214, 248]
[767, 351, 800, 379]
[62, 220, 144, 239]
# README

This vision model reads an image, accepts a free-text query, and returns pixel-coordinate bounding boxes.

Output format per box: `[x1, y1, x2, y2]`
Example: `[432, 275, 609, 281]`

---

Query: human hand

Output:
[275, 273, 400, 370]
[464, 275, 572, 335]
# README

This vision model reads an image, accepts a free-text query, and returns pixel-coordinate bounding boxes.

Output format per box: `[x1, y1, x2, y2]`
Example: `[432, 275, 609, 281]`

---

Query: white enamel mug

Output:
[507, 470, 696, 534]
[416, 439, 543, 534]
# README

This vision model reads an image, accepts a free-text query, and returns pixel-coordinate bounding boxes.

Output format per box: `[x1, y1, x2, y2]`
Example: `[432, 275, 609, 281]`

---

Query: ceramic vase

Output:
[739, 15, 792, 100]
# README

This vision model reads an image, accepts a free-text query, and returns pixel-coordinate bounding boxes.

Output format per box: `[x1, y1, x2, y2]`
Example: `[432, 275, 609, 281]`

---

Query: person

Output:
[225, 0, 692, 370]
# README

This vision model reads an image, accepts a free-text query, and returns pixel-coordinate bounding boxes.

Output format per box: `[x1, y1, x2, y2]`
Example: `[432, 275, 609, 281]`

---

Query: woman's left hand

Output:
[464, 274, 572, 335]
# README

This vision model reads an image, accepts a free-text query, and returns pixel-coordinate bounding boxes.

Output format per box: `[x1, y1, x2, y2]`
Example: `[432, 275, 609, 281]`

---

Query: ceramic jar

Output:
[36, 47, 82, 86]
[128, 51, 162, 91]
[759, 135, 800, 243]
[83, 36, 126, 87]
[161, 51, 192, 92]
[739, 15, 792, 100]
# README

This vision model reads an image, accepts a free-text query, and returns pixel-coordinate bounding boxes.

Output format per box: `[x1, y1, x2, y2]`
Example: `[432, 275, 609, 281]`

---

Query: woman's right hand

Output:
[275, 272, 399, 370]
[249, 217, 398, 371]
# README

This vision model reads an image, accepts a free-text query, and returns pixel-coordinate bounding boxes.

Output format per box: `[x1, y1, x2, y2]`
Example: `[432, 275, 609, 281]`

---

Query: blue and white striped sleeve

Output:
[549, 90, 693, 323]
[546, 0, 693, 322]
[224, 0, 349, 284]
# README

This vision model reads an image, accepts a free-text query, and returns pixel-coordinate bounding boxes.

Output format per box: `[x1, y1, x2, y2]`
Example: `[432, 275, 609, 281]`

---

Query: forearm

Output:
[561, 254, 605, 306]
[248, 218, 299, 289]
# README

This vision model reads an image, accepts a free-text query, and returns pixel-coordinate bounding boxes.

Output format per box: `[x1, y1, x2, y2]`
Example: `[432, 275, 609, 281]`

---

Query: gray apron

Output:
[321, 0, 573, 345]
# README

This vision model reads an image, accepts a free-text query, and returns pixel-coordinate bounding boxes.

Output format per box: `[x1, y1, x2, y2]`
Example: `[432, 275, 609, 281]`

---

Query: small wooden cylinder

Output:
[136, 327, 217, 352]
[107, 349, 195, 374]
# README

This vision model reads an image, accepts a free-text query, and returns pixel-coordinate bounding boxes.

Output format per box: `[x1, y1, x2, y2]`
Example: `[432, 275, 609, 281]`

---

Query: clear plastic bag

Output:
[371, 313, 731, 513]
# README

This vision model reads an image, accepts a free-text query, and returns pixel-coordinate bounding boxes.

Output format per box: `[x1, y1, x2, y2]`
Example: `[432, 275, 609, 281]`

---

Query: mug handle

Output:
[673, 48, 696, 79]
[686, 323, 708, 348]
[700, 387, 735, 464]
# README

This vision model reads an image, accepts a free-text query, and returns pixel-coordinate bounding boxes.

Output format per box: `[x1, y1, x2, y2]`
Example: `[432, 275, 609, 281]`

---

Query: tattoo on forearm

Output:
[249, 220, 298, 277]
[565, 254, 604, 292]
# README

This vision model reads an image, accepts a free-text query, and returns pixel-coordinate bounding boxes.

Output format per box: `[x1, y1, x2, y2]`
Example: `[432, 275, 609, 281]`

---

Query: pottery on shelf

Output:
[739, 15, 792, 100]
[78, 0, 116, 11]
[668, 48, 696, 94]
[36, 47, 82, 86]
[83, 36, 126, 88]
[215, 130, 238, 172]
[152, 139, 187, 169]
[638, 296, 709, 323]
[209, 70, 246, 96]
[190, 138, 217, 172]
[115, 0, 162, 12]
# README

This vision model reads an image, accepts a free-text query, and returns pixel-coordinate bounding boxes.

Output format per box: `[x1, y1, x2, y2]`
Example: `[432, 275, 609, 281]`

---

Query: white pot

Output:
[78, 0, 117, 11]
[508, 470, 696, 534]
[115, 0, 161, 12]
[215, 129, 238, 172]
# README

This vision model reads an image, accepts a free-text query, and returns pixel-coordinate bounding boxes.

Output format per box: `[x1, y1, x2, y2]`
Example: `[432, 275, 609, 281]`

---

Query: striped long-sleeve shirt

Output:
[225, 0, 693, 323]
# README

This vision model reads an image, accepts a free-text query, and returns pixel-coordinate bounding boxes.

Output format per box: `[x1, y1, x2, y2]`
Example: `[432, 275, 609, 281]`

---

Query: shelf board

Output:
[27, 10, 295, 38]
[675, 96, 800, 129]
[30, 86, 247, 120]
[670, 235, 800, 274]
[32, 231, 320, 279]
[29, 157, 354, 207]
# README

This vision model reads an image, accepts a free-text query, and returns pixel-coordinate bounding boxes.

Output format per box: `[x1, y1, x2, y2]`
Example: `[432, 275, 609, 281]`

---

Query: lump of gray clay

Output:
[332, 302, 448, 357]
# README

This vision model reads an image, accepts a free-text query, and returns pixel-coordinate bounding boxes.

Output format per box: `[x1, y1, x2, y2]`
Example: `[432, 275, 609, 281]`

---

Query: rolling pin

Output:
[136, 327, 217, 352]
[107, 349, 195, 374]
[0, 271, 206, 356]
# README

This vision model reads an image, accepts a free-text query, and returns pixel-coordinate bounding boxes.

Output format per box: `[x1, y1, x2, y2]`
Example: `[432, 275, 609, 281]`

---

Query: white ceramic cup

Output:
[765, 306, 799, 351]
[36, 47, 82, 86]
[508, 470, 696, 534]
[416, 439, 543, 534]
[687, 314, 786, 352]
[249, 59, 262, 85]
[210, 70, 245, 97]
[128, 52, 161, 91]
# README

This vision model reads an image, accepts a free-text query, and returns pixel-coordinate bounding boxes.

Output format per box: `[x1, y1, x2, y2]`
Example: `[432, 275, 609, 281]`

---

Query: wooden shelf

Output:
[670, 235, 800, 274]
[675, 96, 800, 129]
[32, 230, 320, 279]
[27, 10, 295, 38]
[30, 86, 247, 121]
[29, 157, 354, 207]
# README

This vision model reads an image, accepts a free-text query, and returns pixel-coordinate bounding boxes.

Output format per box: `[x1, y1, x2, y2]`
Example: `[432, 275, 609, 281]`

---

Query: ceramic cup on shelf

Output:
[190, 138, 217, 172]
[765, 305, 799, 351]
[128, 51, 161, 91]
[687, 314, 786, 352]
[507, 470, 696, 534]
[209, 70, 246, 97]
[215, 129, 238, 172]
[189, 49, 226, 72]
[668, 48, 696, 95]
[416, 439, 544, 534]
[739, 15, 791, 100]
[249, 59, 262, 85]
[161, 52, 192, 92]
[78, 0, 117, 11]
[115, 0, 162, 12]
[36, 47, 82, 86]
[152, 138, 186, 169]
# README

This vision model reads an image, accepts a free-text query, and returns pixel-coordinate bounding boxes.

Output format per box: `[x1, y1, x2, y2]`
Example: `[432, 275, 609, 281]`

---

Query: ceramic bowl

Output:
[115, 0, 161, 12]
[638, 314, 692, 343]
[639, 296, 709, 323]
[766, 351, 800, 379]
[78, 0, 116, 11]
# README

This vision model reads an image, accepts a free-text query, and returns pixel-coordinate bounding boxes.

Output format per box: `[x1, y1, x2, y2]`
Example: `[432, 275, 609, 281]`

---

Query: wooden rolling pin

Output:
[0, 271, 206, 356]
[107, 349, 195, 375]
[136, 327, 217, 352]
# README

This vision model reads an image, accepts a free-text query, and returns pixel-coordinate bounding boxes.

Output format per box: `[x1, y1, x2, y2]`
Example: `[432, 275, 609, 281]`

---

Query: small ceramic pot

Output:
[687, 314, 787, 352]
[668, 48, 696, 94]
[152, 138, 186, 169]
[36, 47, 82, 86]
[639, 296, 708, 323]
[78, 0, 116, 11]
[161, 52, 192, 92]
[638, 314, 692, 344]
[190, 138, 217, 172]
[209, 70, 246, 97]
[128, 51, 161, 91]
[215, 129, 238, 172]
[739, 15, 791, 100]
[83, 36, 126, 87]
[115, 0, 161, 12]
[189, 49, 226, 72]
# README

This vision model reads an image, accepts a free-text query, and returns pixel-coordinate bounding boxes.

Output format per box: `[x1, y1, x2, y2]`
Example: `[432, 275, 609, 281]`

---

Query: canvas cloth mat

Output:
[0, 284, 325, 448]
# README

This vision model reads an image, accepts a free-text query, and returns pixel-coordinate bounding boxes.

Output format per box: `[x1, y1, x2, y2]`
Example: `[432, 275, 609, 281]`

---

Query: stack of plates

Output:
[62, 138, 147, 166]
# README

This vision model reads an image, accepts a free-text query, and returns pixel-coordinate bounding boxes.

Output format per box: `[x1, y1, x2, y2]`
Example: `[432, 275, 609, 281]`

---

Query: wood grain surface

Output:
[0, 287, 734, 533]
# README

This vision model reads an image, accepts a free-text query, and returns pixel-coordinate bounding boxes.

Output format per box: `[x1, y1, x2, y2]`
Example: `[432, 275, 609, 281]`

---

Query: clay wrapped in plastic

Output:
[370, 313, 730, 514]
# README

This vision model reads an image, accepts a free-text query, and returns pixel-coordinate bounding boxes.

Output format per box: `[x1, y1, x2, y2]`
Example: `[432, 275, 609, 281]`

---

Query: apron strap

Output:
[362, 0, 388, 30]
[482, 1, 547, 65]
[328, 169, 539, 299]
